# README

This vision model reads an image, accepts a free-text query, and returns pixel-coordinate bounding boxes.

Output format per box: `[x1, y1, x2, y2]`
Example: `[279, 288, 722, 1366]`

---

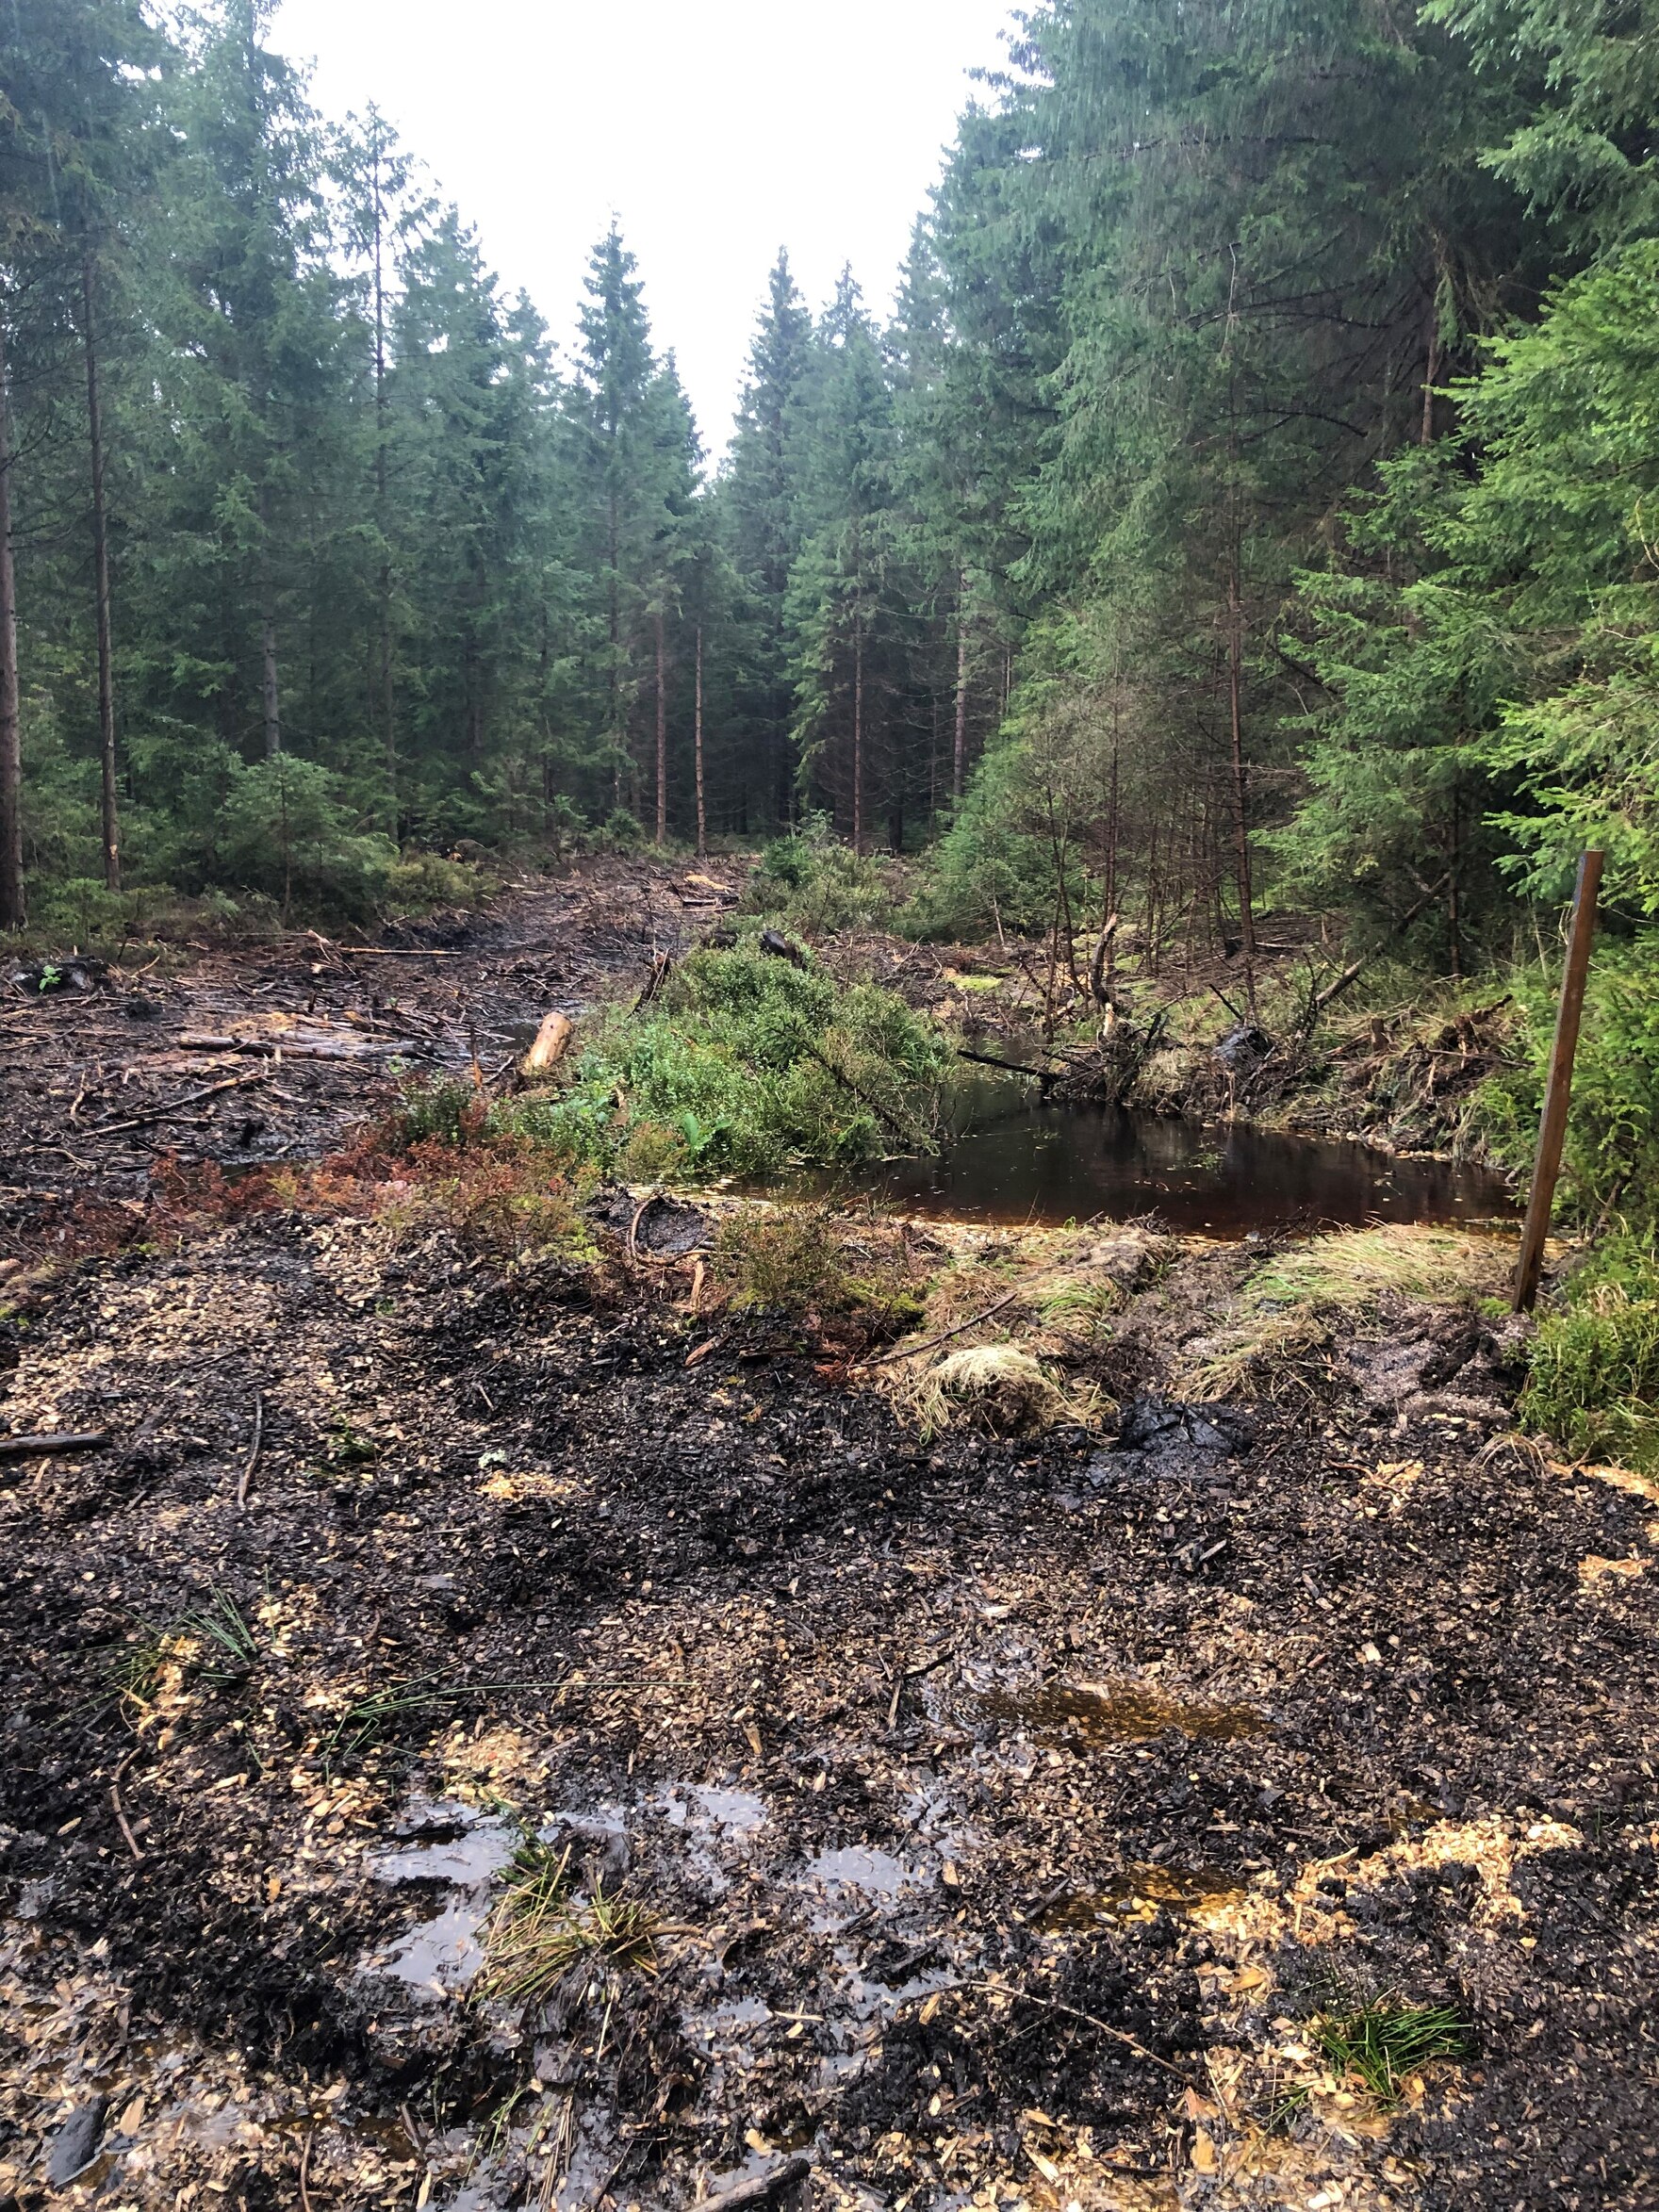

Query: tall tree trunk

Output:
[373, 160, 396, 831]
[608, 484, 622, 810]
[953, 577, 970, 800]
[1448, 782, 1464, 982]
[1226, 518, 1257, 1007]
[82, 259, 120, 892]
[258, 484, 281, 758]
[851, 611, 864, 855]
[694, 622, 706, 860]
[654, 607, 667, 844]
[0, 319, 21, 929]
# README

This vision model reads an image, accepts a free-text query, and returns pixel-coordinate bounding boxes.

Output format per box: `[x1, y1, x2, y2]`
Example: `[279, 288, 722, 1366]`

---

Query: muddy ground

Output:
[1, 866, 1656, 2212]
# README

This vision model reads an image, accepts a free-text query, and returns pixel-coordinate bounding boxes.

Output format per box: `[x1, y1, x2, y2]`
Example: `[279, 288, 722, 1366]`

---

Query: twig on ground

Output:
[861, 1289, 1023, 1370]
[92, 1072, 265, 1137]
[699, 2156, 812, 2212]
[109, 1784, 143, 1862]
[890, 1977, 1193, 2084]
[236, 1394, 264, 1511]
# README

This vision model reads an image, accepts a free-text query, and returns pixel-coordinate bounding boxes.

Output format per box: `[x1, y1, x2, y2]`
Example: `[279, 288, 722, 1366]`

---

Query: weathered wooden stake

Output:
[1513, 849, 1604, 1313]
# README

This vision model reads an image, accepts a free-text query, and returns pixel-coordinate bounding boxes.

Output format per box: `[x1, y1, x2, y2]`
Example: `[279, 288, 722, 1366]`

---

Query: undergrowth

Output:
[742, 815, 901, 936]
[1519, 1237, 1659, 1469]
[711, 1203, 929, 1333]
[505, 942, 944, 1178]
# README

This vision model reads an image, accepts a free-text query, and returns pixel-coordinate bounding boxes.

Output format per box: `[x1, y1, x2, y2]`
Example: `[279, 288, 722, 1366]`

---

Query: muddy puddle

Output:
[799, 1067, 1516, 1233]
[969, 1676, 1268, 1746]
[1040, 1864, 1248, 1928]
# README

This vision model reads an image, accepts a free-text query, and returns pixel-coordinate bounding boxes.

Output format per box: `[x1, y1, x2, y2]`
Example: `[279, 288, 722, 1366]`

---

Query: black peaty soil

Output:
[0, 1199, 1655, 2210]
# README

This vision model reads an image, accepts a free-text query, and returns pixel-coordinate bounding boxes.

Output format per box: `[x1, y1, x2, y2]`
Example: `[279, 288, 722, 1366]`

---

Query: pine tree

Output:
[722, 251, 813, 827]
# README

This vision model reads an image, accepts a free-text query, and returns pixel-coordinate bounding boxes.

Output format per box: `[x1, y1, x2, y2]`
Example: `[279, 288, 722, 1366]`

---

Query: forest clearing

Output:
[7, 0, 1659, 2203]
[1, 861, 1654, 2210]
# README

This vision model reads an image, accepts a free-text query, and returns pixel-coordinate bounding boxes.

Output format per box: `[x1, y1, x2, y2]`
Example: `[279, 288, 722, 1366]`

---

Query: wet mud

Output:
[0, 873, 1655, 2211]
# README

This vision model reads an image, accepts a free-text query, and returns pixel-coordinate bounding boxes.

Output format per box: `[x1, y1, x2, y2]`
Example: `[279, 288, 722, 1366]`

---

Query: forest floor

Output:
[1, 861, 1655, 2212]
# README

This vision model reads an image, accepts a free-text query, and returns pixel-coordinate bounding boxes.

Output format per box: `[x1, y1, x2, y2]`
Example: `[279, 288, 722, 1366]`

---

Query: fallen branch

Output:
[803, 1041, 916, 1144]
[92, 1072, 265, 1137]
[955, 1047, 1059, 1087]
[0, 1432, 111, 1459]
[174, 1033, 427, 1062]
[699, 2156, 812, 2212]
[861, 1288, 1023, 1370]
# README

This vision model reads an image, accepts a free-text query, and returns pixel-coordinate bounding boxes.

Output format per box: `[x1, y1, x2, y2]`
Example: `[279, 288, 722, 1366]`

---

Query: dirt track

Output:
[1, 870, 1656, 2211]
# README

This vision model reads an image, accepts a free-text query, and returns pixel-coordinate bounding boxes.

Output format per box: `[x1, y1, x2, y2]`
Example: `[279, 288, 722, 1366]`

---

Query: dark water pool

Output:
[813, 1073, 1517, 1237]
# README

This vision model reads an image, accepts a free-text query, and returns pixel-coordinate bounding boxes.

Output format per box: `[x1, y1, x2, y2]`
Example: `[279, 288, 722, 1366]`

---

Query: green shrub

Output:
[1480, 933, 1659, 1230]
[383, 851, 490, 916]
[745, 814, 897, 935]
[713, 1204, 929, 1327]
[506, 942, 945, 1178]
[1519, 1240, 1659, 1470]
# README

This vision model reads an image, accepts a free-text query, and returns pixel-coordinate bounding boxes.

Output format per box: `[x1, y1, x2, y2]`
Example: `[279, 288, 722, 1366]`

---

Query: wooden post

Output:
[1513, 850, 1604, 1313]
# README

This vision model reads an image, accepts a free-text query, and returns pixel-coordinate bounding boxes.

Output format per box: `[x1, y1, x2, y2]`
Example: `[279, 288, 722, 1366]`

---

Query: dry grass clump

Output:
[1178, 1224, 1506, 1400]
[895, 1343, 1106, 1438]
[477, 1841, 662, 2008]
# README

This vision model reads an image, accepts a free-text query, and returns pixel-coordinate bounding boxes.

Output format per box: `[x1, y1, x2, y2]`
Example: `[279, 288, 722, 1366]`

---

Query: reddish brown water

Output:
[830, 1076, 1517, 1237]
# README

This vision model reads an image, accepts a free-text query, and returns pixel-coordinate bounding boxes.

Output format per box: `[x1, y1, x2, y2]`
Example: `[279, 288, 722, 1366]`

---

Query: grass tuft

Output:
[1519, 1274, 1659, 1471]
[477, 1842, 661, 2007]
[97, 1588, 258, 1716]
[1311, 1994, 1469, 2105]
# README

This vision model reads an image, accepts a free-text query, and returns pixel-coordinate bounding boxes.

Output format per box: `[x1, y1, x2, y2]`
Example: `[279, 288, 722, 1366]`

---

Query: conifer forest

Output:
[3, 4, 1659, 2208]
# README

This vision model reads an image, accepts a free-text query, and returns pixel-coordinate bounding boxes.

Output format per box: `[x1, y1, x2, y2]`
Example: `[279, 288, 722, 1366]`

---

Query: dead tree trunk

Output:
[852, 610, 864, 855]
[259, 486, 281, 759]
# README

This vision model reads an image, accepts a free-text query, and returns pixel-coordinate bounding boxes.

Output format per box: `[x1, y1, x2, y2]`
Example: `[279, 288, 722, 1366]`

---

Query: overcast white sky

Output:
[270, 0, 1021, 456]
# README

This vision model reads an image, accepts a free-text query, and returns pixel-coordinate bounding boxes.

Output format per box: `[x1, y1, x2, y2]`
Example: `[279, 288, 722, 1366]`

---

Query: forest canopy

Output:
[1, 0, 1657, 968]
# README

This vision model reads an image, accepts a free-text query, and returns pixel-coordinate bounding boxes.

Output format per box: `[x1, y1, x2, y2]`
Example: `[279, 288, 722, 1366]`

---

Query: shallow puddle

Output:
[371, 1896, 493, 1994]
[790, 1073, 1516, 1234]
[975, 1678, 1267, 1745]
[363, 1804, 517, 1997]
[806, 1843, 912, 1895]
[1042, 1864, 1246, 1928]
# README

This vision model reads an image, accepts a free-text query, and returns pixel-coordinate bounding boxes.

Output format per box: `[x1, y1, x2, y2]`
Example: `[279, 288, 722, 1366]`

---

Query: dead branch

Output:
[698, 2157, 812, 2212]
[861, 1288, 1024, 1370]
[92, 1072, 266, 1137]
[0, 1432, 111, 1459]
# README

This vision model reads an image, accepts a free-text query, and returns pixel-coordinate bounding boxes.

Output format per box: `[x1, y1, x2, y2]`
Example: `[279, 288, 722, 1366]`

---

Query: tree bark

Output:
[654, 606, 667, 844]
[258, 484, 281, 758]
[851, 610, 864, 855]
[694, 621, 706, 859]
[82, 259, 121, 892]
[372, 151, 396, 830]
[1226, 525, 1257, 1003]
[953, 577, 969, 800]
[0, 319, 23, 929]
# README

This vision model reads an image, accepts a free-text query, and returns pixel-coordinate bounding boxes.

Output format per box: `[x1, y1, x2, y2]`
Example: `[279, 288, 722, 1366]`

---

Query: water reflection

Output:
[821, 1073, 1516, 1236]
